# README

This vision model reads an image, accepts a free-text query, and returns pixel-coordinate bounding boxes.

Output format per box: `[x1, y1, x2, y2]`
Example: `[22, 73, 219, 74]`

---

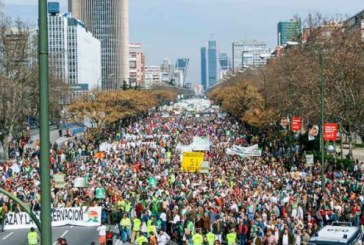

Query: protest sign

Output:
[54, 174, 65, 188]
[74, 177, 87, 188]
[95, 187, 106, 199]
[181, 152, 204, 172]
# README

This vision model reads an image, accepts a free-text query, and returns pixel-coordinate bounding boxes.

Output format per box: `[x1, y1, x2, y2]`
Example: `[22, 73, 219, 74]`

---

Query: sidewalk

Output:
[27, 126, 84, 148]
[343, 148, 364, 162]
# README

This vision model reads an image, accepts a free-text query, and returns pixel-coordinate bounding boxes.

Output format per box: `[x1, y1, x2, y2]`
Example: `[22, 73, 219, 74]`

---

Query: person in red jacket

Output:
[237, 217, 248, 245]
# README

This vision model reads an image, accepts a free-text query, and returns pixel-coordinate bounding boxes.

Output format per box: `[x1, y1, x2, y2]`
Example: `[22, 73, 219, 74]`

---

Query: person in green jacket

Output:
[135, 234, 148, 245]
[192, 229, 204, 245]
[27, 227, 39, 245]
[226, 229, 237, 245]
[131, 217, 142, 243]
[205, 230, 215, 245]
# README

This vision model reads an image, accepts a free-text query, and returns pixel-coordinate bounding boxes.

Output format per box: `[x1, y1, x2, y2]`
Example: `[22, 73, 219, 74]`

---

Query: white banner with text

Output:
[4, 206, 102, 230]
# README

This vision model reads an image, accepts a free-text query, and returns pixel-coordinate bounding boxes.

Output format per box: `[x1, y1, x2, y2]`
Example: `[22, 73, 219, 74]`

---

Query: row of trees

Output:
[209, 14, 364, 141]
[67, 87, 179, 139]
[0, 18, 66, 157]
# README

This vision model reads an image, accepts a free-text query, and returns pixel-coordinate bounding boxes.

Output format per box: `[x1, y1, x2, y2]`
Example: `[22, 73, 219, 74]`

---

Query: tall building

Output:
[200, 47, 207, 90]
[218, 53, 230, 80]
[345, 9, 364, 41]
[129, 43, 145, 87]
[69, 0, 129, 90]
[161, 58, 171, 73]
[232, 40, 270, 71]
[175, 58, 189, 88]
[145, 66, 161, 89]
[277, 18, 301, 46]
[207, 41, 218, 87]
[48, 3, 101, 102]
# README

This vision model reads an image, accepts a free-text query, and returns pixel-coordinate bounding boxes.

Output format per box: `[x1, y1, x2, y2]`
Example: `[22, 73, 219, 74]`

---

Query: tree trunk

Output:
[348, 126, 353, 160]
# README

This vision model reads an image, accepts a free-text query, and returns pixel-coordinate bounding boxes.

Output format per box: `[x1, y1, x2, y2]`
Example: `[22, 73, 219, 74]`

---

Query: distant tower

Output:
[69, 0, 129, 90]
[207, 41, 218, 87]
[200, 47, 207, 90]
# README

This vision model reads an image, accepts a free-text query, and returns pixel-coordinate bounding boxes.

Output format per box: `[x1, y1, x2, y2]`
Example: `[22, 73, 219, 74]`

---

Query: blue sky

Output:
[5, 0, 364, 83]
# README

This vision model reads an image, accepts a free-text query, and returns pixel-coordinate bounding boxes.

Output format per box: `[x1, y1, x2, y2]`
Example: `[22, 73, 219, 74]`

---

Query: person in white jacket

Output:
[157, 230, 170, 245]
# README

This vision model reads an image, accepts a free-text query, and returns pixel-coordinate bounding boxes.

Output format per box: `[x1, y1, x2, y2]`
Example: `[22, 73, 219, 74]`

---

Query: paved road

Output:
[0, 226, 98, 245]
[0, 225, 132, 245]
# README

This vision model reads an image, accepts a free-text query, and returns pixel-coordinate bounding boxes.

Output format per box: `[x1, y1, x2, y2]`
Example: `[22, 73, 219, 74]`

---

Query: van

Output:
[309, 222, 362, 245]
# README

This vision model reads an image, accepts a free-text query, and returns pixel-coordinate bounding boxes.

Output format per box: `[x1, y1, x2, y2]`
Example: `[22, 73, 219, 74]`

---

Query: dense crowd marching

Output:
[1, 98, 364, 245]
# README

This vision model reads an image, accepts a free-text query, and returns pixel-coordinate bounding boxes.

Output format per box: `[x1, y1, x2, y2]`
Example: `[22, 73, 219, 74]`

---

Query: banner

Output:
[4, 207, 102, 230]
[226, 144, 262, 157]
[291, 117, 302, 131]
[181, 152, 204, 172]
[324, 123, 338, 141]
[177, 137, 211, 153]
[192, 136, 211, 151]
[54, 174, 65, 188]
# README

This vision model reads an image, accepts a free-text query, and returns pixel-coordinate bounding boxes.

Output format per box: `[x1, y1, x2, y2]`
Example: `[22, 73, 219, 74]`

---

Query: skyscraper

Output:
[219, 53, 229, 71]
[207, 41, 218, 88]
[200, 47, 207, 90]
[175, 58, 189, 88]
[69, 0, 129, 90]
[218, 53, 230, 80]
[232, 40, 270, 71]
[277, 18, 301, 46]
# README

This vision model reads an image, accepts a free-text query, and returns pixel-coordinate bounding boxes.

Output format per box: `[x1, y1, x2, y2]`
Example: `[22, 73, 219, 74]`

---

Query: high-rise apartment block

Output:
[129, 43, 145, 87]
[48, 3, 101, 102]
[277, 18, 301, 46]
[145, 66, 161, 89]
[69, 0, 129, 90]
[232, 40, 270, 71]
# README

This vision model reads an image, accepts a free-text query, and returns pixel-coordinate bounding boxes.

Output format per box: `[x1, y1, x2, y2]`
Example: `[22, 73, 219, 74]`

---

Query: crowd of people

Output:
[1, 98, 364, 245]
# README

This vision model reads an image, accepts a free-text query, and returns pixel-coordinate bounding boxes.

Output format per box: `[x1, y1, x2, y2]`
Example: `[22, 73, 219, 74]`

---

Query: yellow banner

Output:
[181, 152, 204, 172]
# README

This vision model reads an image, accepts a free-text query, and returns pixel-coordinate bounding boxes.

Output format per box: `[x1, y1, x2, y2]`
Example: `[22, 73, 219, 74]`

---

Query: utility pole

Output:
[39, 0, 52, 244]
[319, 50, 325, 192]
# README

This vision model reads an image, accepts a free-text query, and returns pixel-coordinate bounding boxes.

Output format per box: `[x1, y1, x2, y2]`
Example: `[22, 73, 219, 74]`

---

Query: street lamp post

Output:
[39, 0, 52, 244]
[318, 49, 325, 192]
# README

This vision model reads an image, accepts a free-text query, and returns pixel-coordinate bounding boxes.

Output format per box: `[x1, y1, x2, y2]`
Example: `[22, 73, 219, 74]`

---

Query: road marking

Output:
[61, 230, 69, 238]
[52, 230, 70, 245]
[70, 226, 74, 229]
[2, 232, 13, 240]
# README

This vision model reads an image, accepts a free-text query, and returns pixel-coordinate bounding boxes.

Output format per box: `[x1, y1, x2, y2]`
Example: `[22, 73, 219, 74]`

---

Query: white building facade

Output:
[145, 66, 161, 89]
[48, 13, 101, 102]
[232, 40, 270, 71]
